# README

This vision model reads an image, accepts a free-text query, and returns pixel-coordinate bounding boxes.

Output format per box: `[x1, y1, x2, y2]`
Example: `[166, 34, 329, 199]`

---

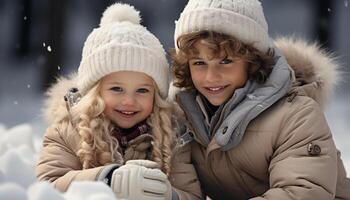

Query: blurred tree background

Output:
[0, 0, 349, 127]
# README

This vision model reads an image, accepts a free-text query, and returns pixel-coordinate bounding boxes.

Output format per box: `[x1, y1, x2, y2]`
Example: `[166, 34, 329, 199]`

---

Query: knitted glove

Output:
[111, 160, 172, 200]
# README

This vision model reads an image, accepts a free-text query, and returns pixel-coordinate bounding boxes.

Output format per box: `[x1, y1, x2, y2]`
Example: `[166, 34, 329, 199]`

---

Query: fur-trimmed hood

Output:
[274, 37, 340, 109]
[169, 37, 341, 110]
[43, 73, 78, 124]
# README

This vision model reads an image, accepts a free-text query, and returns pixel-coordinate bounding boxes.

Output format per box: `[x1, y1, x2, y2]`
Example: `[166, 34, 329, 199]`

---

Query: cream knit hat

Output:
[174, 0, 270, 53]
[77, 3, 169, 97]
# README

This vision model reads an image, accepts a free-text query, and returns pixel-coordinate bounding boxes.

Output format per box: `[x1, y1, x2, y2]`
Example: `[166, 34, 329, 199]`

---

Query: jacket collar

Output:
[176, 43, 293, 151]
[176, 90, 210, 146]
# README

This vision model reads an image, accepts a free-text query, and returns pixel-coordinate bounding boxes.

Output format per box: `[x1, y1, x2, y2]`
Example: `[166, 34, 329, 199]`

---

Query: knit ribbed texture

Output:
[174, 0, 270, 53]
[77, 3, 169, 97]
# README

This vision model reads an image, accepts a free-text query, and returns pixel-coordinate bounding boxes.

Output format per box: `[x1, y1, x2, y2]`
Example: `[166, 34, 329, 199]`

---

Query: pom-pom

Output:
[100, 3, 141, 26]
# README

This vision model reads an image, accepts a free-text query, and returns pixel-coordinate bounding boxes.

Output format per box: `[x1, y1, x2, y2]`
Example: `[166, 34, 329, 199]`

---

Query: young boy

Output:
[170, 0, 350, 199]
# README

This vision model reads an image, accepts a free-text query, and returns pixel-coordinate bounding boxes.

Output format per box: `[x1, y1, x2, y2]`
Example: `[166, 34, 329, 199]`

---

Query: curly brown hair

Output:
[170, 30, 276, 90]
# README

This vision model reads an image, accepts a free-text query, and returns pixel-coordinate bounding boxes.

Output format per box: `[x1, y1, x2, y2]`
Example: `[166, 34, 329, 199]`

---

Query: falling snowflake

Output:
[345, 0, 348, 7]
[24, 16, 27, 20]
[43, 42, 46, 47]
[47, 46, 52, 52]
[327, 8, 331, 12]
[57, 66, 61, 70]
[14, 101, 18, 105]
[27, 84, 31, 88]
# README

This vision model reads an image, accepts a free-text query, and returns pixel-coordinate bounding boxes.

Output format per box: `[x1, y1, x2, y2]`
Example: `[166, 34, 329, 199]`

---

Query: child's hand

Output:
[111, 160, 172, 200]
[124, 159, 158, 168]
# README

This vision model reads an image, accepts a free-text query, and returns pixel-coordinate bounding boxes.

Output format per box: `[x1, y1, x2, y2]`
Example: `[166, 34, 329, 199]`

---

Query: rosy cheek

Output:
[103, 108, 110, 116]
[147, 99, 154, 113]
[148, 100, 154, 111]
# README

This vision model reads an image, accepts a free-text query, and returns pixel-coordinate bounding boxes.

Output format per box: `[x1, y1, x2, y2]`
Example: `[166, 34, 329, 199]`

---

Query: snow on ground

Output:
[0, 123, 118, 200]
[325, 94, 350, 174]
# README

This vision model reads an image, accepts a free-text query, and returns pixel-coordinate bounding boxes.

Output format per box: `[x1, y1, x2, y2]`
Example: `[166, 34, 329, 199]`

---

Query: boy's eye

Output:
[110, 87, 123, 92]
[220, 58, 233, 64]
[137, 88, 149, 93]
[191, 60, 206, 65]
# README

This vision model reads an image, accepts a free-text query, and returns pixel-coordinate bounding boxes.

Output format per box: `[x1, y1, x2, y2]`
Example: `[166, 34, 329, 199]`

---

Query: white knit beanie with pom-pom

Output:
[77, 3, 169, 97]
[174, 0, 270, 53]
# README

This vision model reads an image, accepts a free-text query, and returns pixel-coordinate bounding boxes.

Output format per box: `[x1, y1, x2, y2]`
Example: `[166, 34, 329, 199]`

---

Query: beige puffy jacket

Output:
[35, 75, 202, 200]
[172, 37, 350, 200]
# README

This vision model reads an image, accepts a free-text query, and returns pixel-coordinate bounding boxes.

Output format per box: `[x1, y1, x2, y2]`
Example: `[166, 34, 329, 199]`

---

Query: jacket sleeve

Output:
[251, 99, 338, 200]
[36, 126, 117, 192]
[169, 144, 203, 200]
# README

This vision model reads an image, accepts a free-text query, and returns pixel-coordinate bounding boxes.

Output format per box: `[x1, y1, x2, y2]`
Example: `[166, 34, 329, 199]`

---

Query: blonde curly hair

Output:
[58, 80, 175, 175]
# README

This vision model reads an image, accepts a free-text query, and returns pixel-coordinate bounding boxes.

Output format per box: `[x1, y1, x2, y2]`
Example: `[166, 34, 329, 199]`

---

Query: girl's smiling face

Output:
[100, 71, 155, 129]
[189, 40, 249, 106]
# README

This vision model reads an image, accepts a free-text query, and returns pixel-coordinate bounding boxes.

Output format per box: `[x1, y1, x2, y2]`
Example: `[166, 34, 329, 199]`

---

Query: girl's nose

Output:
[120, 94, 136, 106]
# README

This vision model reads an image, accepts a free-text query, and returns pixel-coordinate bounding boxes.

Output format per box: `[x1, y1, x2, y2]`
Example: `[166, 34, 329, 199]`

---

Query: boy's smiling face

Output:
[100, 71, 155, 129]
[189, 40, 248, 106]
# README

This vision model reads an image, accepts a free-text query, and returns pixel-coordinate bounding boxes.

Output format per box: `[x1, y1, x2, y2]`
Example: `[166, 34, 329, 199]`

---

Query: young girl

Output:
[36, 3, 202, 200]
[170, 0, 350, 199]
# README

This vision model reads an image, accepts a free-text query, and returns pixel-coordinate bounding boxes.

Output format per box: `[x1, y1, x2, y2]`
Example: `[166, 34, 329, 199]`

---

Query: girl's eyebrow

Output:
[107, 81, 154, 88]
[139, 84, 154, 88]
[106, 81, 123, 85]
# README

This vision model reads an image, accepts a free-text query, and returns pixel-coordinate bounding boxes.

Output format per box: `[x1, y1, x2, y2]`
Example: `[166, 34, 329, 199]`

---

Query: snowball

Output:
[0, 150, 36, 188]
[1, 124, 35, 152]
[0, 170, 5, 183]
[0, 182, 27, 200]
[86, 193, 116, 200]
[27, 181, 64, 200]
[0, 124, 5, 134]
[64, 182, 116, 200]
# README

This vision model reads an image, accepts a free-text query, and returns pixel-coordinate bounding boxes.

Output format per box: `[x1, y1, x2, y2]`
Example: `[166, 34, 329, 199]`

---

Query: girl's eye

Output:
[220, 58, 233, 64]
[110, 87, 123, 92]
[137, 88, 149, 93]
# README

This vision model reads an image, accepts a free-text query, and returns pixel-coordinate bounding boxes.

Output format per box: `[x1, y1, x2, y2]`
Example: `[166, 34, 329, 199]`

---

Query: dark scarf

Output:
[200, 94, 220, 122]
[112, 121, 151, 152]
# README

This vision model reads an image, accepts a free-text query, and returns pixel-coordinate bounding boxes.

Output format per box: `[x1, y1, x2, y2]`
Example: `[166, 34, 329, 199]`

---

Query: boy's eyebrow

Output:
[189, 56, 203, 60]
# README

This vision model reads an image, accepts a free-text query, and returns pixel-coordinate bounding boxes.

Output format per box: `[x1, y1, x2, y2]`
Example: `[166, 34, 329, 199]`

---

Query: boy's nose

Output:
[205, 66, 221, 82]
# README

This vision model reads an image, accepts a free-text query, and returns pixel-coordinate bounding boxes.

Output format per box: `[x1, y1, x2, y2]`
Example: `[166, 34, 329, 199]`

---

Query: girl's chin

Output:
[111, 119, 138, 129]
[116, 123, 137, 129]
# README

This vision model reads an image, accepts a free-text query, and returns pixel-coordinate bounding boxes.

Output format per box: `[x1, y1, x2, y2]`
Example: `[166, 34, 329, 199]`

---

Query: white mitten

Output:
[110, 160, 172, 200]
[125, 159, 159, 168]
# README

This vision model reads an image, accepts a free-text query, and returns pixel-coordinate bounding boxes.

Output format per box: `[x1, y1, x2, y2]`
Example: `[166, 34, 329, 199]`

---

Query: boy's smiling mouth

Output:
[204, 85, 228, 94]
